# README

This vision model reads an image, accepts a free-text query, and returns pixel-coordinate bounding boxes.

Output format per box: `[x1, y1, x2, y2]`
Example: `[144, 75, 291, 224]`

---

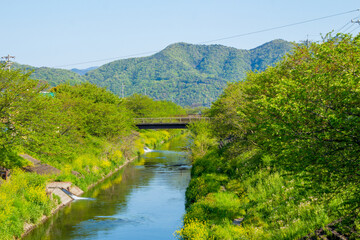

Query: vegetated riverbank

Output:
[0, 65, 187, 240]
[0, 129, 180, 240]
[19, 129, 180, 239]
[177, 34, 360, 239]
[23, 133, 191, 240]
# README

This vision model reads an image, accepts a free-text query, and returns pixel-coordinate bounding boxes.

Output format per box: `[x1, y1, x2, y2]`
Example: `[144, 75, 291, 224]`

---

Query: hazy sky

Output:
[1, 0, 359, 69]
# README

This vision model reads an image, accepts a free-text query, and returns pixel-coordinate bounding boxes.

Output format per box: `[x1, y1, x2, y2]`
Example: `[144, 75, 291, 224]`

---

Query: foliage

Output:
[13, 40, 292, 107]
[0, 64, 187, 239]
[184, 106, 209, 115]
[210, 32, 360, 199]
[250, 39, 293, 71]
[185, 192, 244, 223]
[0, 67, 48, 165]
[70, 66, 98, 76]
[0, 148, 30, 169]
[181, 33, 360, 239]
[124, 93, 186, 118]
[13, 63, 84, 86]
[187, 120, 217, 160]
[52, 82, 133, 138]
[185, 173, 228, 208]
[84, 40, 292, 106]
[0, 169, 54, 240]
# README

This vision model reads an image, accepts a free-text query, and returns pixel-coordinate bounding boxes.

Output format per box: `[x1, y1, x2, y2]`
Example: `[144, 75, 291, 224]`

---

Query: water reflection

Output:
[24, 135, 190, 240]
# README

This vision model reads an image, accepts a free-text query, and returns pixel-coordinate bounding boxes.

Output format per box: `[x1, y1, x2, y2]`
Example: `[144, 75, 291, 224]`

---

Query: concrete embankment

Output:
[20, 156, 137, 238]
[22, 182, 83, 235]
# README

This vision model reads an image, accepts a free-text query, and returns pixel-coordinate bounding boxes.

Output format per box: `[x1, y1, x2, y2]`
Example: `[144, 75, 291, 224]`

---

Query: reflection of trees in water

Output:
[165, 169, 191, 190]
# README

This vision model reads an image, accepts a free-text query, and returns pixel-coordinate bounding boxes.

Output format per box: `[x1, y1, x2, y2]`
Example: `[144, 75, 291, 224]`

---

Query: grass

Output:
[178, 146, 355, 239]
[0, 129, 180, 240]
[0, 169, 54, 240]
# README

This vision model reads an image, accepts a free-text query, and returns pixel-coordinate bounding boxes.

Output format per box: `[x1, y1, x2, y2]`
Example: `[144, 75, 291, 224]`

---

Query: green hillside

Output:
[85, 40, 293, 106]
[71, 66, 98, 75]
[12, 63, 84, 86]
[250, 39, 293, 71]
[11, 39, 293, 106]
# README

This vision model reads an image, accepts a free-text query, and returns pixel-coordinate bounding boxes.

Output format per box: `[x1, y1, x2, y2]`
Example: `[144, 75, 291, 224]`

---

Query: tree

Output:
[0, 66, 48, 167]
[211, 33, 360, 207]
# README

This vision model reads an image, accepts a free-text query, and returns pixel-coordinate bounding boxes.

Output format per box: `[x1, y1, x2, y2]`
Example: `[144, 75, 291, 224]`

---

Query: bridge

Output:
[135, 116, 209, 129]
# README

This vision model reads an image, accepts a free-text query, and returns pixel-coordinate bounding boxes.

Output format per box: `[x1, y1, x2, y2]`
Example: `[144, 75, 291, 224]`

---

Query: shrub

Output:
[185, 174, 228, 208]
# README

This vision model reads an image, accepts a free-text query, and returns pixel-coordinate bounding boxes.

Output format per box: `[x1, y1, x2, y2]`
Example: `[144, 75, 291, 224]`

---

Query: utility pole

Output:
[300, 34, 311, 47]
[306, 34, 309, 47]
[121, 83, 125, 98]
[1, 54, 15, 71]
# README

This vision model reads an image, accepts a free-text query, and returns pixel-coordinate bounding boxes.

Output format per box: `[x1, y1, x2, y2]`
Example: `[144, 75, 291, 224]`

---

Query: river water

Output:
[24, 135, 191, 240]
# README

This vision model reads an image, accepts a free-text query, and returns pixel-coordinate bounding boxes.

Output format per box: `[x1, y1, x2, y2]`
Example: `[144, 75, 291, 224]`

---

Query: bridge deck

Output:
[135, 117, 209, 129]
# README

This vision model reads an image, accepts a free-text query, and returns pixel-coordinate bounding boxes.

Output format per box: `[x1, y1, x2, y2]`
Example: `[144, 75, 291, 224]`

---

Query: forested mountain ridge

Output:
[12, 63, 84, 86]
[11, 39, 293, 106]
[71, 66, 98, 75]
[85, 40, 293, 106]
[250, 39, 293, 71]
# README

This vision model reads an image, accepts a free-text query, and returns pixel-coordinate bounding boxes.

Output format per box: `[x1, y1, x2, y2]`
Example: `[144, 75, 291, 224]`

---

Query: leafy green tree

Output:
[52, 82, 133, 138]
[125, 93, 186, 118]
[211, 33, 360, 208]
[0, 66, 48, 167]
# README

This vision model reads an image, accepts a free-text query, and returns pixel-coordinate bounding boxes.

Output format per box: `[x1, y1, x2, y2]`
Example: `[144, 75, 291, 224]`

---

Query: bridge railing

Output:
[134, 116, 210, 124]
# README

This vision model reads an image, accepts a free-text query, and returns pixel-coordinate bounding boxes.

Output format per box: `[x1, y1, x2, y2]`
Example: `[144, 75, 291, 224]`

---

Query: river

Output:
[24, 135, 191, 240]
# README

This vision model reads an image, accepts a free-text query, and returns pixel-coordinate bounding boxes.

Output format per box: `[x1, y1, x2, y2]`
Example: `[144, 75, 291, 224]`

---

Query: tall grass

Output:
[0, 169, 54, 240]
[178, 147, 351, 239]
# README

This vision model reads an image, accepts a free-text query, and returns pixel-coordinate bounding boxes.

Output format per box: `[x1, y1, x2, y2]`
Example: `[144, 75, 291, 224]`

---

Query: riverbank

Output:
[177, 122, 355, 239]
[0, 69, 188, 240]
[19, 129, 183, 239]
[23, 134, 191, 240]
[21, 154, 138, 238]
[178, 34, 360, 239]
[0, 129, 182, 240]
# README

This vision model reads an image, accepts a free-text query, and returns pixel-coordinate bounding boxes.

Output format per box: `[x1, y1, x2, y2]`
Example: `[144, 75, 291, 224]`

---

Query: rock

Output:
[233, 218, 244, 226]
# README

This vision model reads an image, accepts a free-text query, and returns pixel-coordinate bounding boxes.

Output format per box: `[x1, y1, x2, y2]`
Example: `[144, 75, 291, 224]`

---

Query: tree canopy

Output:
[180, 33, 360, 239]
[211, 32, 360, 206]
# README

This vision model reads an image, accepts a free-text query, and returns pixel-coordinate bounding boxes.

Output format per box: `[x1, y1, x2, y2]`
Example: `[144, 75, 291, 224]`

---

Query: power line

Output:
[53, 51, 159, 68]
[346, 24, 360, 33]
[198, 9, 360, 44]
[350, 25, 360, 34]
[342, 20, 359, 33]
[334, 21, 352, 34]
[53, 9, 359, 68]
[338, 17, 360, 34]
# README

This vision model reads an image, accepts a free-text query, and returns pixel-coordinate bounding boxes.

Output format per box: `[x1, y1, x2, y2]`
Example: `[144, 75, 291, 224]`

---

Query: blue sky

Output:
[1, 0, 359, 69]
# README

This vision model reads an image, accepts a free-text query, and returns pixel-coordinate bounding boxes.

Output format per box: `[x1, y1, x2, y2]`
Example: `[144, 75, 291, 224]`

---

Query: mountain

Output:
[11, 39, 293, 106]
[85, 39, 293, 106]
[71, 66, 98, 75]
[250, 39, 292, 71]
[12, 63, 84, 86]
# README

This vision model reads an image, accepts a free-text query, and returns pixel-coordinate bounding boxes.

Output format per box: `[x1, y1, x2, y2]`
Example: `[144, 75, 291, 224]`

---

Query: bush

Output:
[0, 169, 54, 239]
[185, 173, 228, 208]
[185, 192, 245, 224]
[175, 219, 210, 240]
